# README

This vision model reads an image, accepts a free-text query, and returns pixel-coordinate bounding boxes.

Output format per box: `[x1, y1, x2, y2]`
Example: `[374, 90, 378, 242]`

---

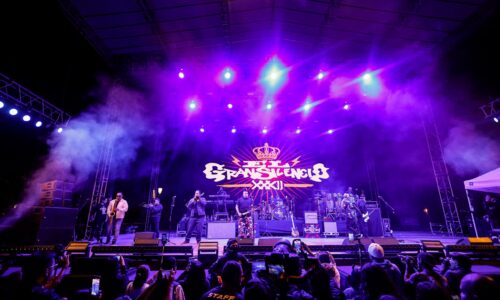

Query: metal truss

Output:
[0, 72, 71, 126]
[422, 104, 463, 236]
[479, 98, 500, 120]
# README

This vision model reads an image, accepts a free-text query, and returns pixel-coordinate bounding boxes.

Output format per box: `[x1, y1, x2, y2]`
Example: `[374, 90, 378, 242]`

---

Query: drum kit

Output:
[258, 196, 293, 220]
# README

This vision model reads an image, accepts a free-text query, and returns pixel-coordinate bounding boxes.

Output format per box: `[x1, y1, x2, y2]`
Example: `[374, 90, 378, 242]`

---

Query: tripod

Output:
[163, 195, 176, 245]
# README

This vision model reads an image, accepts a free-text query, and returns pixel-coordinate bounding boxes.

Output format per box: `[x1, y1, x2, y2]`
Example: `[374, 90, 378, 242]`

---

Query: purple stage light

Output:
[199, 127, 205, 133]
[35, 121, 43, 127]
[295, 128, 301, 134]
[189, 100, 197, 110]
[343, 103, 350, 110]
[362, 72, 373, 84]
[494, 117, 499, 123]
[224, 69, 232, 80]
[178, 69, 185, 79]
[227, 103, 233, 109]
[327, 129, 334, 134]
[231, 127, 236, 134]
[360, 71, 381, 97]
[262, 128, 268, 134]
[266, 102, 272, 110]
[0, 101, 4, 108]
[57, 127, 63, 133]
[9, 108, 18, 116]
[261, 57, 287, 92]
[22, 115, 31, 122]
[303, 102, 312, 112]
[316, 71, 326, 80]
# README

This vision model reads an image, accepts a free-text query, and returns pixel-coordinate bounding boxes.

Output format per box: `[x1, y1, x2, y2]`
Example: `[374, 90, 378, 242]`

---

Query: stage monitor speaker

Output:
[258, 238, 282, 247]
[207, 222, 235, 239]
[237, 238, 254, 246]
[134, 232, 155, 239]
[37, 207, 78, 245]
[324, 222, 338, 234]
[456, 237, 493, 246]
[198, 241, 219, 268]
[134, 231, 158, 246]
[342, 237, 399, 248]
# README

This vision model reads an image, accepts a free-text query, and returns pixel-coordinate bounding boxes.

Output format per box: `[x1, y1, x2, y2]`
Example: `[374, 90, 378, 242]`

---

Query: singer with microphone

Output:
[182, 190, 206, 244]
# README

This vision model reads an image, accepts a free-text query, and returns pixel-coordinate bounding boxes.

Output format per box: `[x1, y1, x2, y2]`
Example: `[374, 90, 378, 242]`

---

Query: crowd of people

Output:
[0, 238, 498, 300]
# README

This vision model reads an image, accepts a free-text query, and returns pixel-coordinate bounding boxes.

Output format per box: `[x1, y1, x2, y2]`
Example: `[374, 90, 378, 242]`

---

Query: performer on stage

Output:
[235, 190, 254, 238]
[356, 191, 369, 237]
[183, 190, 206, 244]
[146, 198, 163, 238]
[342, 193, 361, 239]
[106, 192, 129, 245]
[90, 197, 108, 241]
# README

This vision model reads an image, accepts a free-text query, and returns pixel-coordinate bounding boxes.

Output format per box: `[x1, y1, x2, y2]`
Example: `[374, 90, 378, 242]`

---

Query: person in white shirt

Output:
[106, 192, 129, 245]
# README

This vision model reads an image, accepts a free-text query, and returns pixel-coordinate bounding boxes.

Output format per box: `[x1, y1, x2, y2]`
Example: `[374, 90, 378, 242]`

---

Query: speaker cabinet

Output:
[37, 207, 79, 245]
[257, 238, 281, 246]
[207, 222, 236, 239]
[367, 208, 384, 237]
[134, 232, 158, 246]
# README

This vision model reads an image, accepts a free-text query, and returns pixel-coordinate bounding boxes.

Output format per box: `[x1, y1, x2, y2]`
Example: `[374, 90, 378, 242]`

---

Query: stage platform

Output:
[85, 230, 481, 257]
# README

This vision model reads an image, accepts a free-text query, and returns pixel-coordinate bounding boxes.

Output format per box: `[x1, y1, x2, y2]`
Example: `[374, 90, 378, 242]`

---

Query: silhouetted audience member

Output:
[343, 265, 361, 300]
[405, 252, 447, 288]
[244, 278, 273, 300]
[178, 259, 210, 300]
[202, 261, 243, 300]
[318, 251, 341, 289]
[441, 253, 472, 298]
[126, 265, 150, 300]
[208, 239, 252, 287]
[460, 273, 500, 300]
[365, 243, 403, 293]
[360, 264, 400, 300]
[415, 281, 450, 300]
[19, 251, 69, 300]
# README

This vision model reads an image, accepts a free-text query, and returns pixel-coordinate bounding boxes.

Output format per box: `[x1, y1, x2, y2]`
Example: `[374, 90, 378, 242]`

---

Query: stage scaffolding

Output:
[0, 72, 71, 126]
[422, 104, 463, 236]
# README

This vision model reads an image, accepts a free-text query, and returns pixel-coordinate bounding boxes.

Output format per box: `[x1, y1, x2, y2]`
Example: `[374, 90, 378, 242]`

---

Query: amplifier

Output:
[207, 222, 236, 239]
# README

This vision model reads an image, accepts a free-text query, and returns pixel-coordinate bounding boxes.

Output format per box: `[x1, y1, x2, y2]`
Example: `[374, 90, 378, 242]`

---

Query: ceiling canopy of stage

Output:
[60, 0, 494, 63]
[464, 167, 500, 194]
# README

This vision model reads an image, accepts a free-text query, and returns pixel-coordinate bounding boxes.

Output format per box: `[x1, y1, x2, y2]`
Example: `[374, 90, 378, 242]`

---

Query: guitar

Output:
[290, 211, 299, 237]
[240, 206, 260, 216]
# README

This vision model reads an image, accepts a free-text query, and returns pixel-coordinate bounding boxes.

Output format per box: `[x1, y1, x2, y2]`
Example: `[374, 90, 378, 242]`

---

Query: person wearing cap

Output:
[365, 243, 403, 293]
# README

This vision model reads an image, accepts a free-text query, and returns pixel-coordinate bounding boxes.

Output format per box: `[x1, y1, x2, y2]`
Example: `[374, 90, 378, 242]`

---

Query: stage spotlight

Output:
[57, 127, 63, 133]
[261, 57, 287, 92]
[9, 108, 18, 116]
[224, 69, 233, 80]
[178, 69, 185, 79]
[231, 127, 236, 134]
[343, 103, 350, 110]
[199, 127, 205, 133]
[0, 101, 4, 108]
[22, 115, 31, 122]
[494, 117, 499, 123]
[295, 128, 301, 134]
[266, 102, 272, 110]
[35, 121, 43, 127]
[262, 128, 268, 134]
[303, 102, 312, 112]
[362, 72, 373, 84]
[327, 129, 334, 134]
[189, 101, 197, 110]
[227, 103, 233, 109]
[316, 71, 326, 80]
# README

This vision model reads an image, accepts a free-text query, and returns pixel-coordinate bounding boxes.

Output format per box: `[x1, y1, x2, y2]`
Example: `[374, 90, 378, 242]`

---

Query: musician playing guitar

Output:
[235, 190, 255, 238]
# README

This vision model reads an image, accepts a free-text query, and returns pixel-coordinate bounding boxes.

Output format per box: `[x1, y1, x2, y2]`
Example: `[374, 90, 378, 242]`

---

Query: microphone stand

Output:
[378, 195, 395, 214]
[378, 195, 395, 236]
[165, 196, 176, 245]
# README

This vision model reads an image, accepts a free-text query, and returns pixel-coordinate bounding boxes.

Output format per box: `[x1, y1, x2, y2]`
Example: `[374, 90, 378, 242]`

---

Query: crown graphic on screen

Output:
[252, 143, 280, 160]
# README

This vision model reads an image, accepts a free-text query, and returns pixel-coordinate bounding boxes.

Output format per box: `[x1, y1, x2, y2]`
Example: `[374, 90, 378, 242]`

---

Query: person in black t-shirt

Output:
[235, 190, 255, 238]
[202, 261, 243, 300]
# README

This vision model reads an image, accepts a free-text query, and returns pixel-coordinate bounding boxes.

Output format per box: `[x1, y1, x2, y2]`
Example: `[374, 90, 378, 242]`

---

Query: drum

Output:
[272, 207, 286, 220]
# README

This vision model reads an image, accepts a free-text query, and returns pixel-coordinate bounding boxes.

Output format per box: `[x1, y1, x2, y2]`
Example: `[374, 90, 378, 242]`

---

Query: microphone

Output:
[172, 195, 176, 207]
